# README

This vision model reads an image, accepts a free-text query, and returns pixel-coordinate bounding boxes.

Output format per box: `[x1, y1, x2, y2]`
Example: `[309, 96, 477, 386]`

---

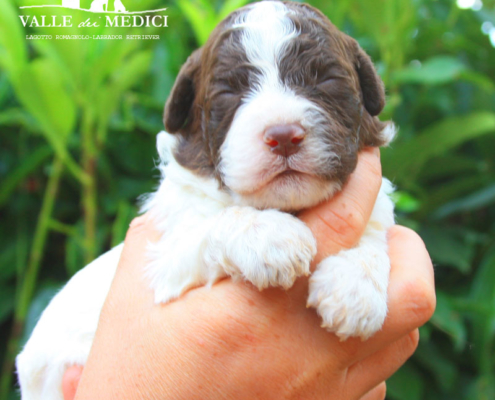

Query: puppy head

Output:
[164, 1, 393, 211]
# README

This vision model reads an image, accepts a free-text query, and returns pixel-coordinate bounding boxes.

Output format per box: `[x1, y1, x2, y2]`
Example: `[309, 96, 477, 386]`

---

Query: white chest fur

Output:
[16, 133, 395, 400]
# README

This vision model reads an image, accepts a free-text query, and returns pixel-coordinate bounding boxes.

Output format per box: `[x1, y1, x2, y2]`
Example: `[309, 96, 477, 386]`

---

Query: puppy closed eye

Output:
[315, 72, 345, 89]
[208, 84, 240, 120]
[211, 82, 239, 100]
[216, 90, 238, 100]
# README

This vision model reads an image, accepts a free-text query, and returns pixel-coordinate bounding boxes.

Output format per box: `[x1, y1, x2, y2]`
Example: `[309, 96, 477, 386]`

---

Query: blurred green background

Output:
[1, 0, 495, 399]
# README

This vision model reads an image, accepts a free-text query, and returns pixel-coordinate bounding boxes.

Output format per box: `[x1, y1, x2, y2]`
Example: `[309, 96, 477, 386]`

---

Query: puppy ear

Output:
[354, 43, 385, 116]
[164, 47, 203, 133]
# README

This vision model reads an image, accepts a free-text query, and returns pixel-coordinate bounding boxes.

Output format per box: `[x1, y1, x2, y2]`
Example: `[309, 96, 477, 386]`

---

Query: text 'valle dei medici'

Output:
[19, 14, 168, 28]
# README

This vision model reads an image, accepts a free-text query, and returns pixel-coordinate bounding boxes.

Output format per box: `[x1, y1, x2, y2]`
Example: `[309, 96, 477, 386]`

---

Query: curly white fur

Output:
[16, 2, 397, 398]
[17, 131, 395, 399]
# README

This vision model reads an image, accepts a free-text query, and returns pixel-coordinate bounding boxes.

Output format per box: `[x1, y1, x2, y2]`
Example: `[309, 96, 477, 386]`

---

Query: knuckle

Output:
[388, 225, 420, 244]
[124, 214, 161, 244]
[125, 216, 148, 239]
[360, 148, 382, 181]
[402, 277, 437, 325]
[405, 329, 420, 356]
[388, 225, 436, 324]
[129, 215, 147, 229]
[344, 207, 367, 237]
[319, 207, 366, 249]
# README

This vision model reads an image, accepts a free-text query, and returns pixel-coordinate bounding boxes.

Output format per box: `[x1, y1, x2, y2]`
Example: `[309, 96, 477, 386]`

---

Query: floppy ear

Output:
[164, 47, 203, 133]
[354, 44, 385, 116]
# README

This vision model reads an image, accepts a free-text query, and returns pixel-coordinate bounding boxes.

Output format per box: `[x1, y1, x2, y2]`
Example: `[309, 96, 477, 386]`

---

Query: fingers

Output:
[62, 365, 83, 400]
[337, 226, 435, 365]
[105, 214, 162, 308]
[358, 382, 386, 400]
[299, 147, 382, 265]
[348, 330, 419, 397]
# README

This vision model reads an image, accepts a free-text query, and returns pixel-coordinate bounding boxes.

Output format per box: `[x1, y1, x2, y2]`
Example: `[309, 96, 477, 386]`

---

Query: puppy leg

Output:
[308, 229, 390, 340]
[307, 179, 395, 340]
[205, 206, 317, 291]
[148, 205, 316, 303]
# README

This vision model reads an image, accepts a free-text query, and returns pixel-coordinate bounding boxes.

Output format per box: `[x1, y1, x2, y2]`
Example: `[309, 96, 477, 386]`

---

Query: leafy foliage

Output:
[1, 0, 495, 399]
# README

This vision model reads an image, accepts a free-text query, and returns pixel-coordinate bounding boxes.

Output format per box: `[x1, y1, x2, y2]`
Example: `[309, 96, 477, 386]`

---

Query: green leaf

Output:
[391, 190, 421, 213]
[452, 297, 495, 316]
[177, 0, 216, 45]
[393, 56, 466, 85]
[0, 108, 41, 133]
[316, 0, 354, 29]
[6, 58, 86, 182]
[414, 342, 457, 391]
[418, 174, 488, 217]
[9, 58, 76, 153]
[459, 70, 495, 92]
[430, 292, 467, 351]
[97, 50, 153, 143]
[383, 112, 495, 183]
[7, 387, 19, 400]
[387, 362, 425, 400]
[0, 145, 52, 208]
[0, 73, 11, 107]
[419, 154, 482, 182]
[470, 247, 495, 373]
[350, 0, 416, 76]
[433, 184, 495, 219]
[65, 222, 86, 277]
[218, 0, 251, 20]
[29, 36, 79, 97]
[0, 242, 17, 282]
[28, 58, 76, 139]
[466, 374, 495, 400]
[420, 226, 474, 274]
[86, 40, 138, 98]
[112, 51, 153, 93]
[0, 285, 15, 324]
[418, 324, 431, 342]
[0, 0, 28, 72]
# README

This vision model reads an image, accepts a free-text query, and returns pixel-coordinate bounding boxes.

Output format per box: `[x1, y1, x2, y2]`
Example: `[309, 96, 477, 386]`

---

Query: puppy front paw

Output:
[207, 208, 316, 290]
[307, 249, 389, 340]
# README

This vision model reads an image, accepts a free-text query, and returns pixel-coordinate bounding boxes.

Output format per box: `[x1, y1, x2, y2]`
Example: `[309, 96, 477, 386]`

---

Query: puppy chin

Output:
[232, 174, 341, 212]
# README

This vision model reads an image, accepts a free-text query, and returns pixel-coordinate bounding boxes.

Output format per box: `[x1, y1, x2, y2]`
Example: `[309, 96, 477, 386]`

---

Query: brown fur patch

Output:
[163, 1, 388, 189]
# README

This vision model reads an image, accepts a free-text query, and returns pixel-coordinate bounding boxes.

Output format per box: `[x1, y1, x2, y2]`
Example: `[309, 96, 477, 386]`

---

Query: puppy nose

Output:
[263, 124, 306, 157]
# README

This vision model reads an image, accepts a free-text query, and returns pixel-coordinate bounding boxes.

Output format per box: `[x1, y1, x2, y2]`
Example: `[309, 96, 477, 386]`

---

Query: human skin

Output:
[65, 148, 435, 400]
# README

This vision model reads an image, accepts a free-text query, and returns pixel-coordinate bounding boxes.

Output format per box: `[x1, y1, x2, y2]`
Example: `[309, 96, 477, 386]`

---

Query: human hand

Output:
[66, 148, 435, 400]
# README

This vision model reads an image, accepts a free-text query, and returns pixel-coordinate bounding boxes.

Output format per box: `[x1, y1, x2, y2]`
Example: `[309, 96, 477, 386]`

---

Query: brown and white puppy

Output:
[169, 1, 391, 211]
[17, 2, 396, 399]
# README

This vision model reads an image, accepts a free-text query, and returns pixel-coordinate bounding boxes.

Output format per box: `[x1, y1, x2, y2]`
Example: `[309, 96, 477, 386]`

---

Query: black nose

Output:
[263, 124, 306, 157]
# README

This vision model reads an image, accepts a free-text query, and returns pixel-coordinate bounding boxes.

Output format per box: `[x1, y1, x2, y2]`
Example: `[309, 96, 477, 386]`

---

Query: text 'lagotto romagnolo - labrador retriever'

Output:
[17, 1, 397, 398]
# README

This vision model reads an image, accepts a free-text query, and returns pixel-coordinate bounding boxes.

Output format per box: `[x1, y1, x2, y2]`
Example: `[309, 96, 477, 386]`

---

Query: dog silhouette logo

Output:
[61, 0, 80, 7]
[89, 0, 126, 13]
[21, 0, 167, 14]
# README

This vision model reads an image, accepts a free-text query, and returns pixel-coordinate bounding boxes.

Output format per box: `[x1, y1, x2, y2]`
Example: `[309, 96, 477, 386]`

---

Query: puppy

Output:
[16, 1, 396, 399]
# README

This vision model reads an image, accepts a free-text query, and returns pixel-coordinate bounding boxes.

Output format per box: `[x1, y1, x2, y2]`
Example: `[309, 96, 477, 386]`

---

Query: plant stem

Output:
[81, 108, 98, 264]
[0, 157, 64, 400]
